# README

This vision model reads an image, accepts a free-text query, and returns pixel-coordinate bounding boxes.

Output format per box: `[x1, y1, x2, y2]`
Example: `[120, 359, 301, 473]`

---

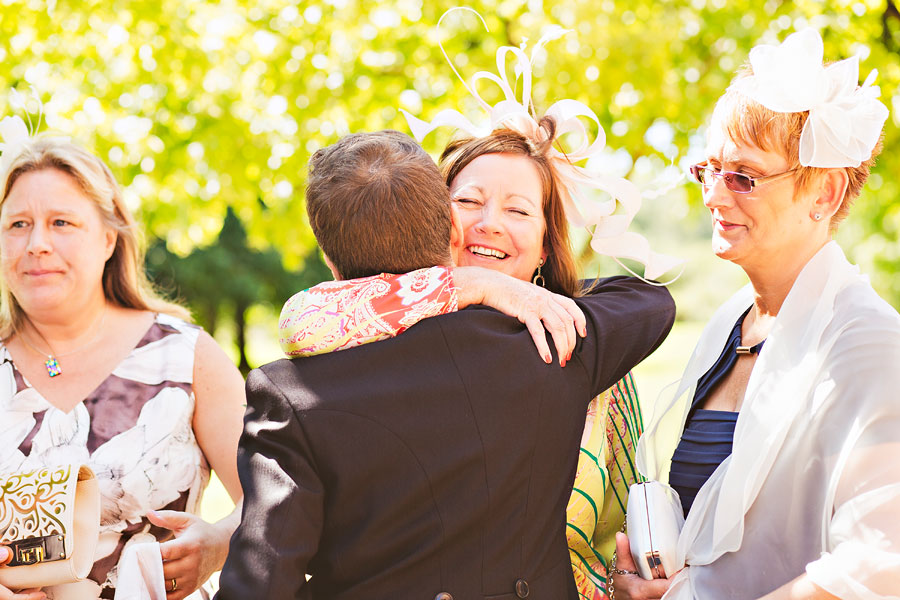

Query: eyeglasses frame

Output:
[689, 162, 799, 194]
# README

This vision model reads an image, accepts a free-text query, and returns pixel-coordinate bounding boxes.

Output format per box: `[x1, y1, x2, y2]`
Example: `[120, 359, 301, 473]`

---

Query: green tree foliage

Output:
[146, 207, 330, 372]
[1, 0, 897, 310]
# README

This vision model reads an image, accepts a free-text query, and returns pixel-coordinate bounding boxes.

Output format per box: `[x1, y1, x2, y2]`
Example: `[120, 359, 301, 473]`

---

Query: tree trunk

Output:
[884, 0, 900, 53]
[235, 302, 250, 374]
[204, 303, 218, 338]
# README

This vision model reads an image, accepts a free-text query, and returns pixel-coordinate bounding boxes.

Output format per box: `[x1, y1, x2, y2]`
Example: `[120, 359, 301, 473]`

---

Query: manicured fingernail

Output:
[544, 353, 552, 364]
[567, 351, 572, 362]
[580, 326, 587, 337]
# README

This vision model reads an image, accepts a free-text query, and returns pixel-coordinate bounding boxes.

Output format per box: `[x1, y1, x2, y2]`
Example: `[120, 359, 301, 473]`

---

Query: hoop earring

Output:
[532, 258, 545, 287]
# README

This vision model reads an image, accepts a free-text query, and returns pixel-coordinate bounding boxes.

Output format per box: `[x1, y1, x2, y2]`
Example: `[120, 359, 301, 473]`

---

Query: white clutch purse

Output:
[0, 464, 100, 590]
[626, 481, 685, 580]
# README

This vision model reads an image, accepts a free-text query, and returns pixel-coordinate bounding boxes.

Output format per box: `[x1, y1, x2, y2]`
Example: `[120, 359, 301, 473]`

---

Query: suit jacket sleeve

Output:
[216, 365, 323, 599]
[574, 276, 676, 397]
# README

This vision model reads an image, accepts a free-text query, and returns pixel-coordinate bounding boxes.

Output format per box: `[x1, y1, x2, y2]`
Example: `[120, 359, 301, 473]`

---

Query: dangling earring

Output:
[532, 258, 545, 287]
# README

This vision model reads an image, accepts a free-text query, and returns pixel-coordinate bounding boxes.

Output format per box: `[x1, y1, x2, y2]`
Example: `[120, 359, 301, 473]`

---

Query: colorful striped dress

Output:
[278, 267, 644, 599]
[567, 374, 643, 599]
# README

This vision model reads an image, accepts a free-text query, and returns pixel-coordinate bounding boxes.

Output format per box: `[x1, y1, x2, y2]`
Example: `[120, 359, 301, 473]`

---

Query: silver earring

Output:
[532, 258, 545, 287]
[813, 213, 822, 221]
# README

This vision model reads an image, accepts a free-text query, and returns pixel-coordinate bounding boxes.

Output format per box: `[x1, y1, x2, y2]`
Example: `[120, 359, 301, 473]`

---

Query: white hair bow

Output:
[0, 115, 29, 178]
[400, 9, 683, 281]
[733, 28, 889, 168]
[0, 88, 45, 178]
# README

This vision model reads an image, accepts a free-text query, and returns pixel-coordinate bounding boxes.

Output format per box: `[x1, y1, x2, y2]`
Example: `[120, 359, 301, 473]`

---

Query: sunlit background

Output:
[3, 0, 898, 516]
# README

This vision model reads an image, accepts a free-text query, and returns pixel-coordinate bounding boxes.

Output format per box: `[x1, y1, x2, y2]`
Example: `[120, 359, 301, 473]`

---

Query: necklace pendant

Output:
[45, 356, 62, 377]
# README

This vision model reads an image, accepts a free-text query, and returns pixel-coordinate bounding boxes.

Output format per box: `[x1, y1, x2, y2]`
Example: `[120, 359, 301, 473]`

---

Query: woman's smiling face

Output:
[449, 153, 546, 283]
[702, 120, 818, 275]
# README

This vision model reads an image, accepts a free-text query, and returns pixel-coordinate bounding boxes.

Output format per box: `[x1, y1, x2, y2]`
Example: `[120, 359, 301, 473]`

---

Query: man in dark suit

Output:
[217, 131, 675, 599]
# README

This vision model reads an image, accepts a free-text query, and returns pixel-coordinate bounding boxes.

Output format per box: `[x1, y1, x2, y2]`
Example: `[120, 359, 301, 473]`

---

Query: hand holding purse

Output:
[625, 481, 685, 580]
[0, 464, 100, 590]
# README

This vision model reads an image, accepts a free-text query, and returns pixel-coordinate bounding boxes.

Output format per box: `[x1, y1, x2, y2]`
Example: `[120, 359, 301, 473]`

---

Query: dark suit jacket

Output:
[217, 276, 675, 600]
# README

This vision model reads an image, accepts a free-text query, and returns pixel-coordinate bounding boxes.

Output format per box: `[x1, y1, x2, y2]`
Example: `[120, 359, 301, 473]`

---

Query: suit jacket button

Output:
[434, 593, 453, 600]
[515, 578, 529, 598]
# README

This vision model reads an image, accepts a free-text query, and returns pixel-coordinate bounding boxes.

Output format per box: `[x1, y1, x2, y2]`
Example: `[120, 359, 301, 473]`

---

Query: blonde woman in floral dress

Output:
[0, 138, 244, 600]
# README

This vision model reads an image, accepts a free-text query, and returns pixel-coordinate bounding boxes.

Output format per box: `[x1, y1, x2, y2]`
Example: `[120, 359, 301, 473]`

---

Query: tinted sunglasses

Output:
[690, 162, 798, 194]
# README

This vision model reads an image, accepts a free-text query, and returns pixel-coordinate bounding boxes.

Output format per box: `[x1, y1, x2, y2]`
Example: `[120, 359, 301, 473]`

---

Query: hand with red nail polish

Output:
[453, 267, 585, 367]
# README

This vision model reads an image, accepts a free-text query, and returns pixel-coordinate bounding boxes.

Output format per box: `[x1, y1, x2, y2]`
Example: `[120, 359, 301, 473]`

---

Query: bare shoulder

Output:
[195, 327, 229, 356]
[193, 329, 244, 390]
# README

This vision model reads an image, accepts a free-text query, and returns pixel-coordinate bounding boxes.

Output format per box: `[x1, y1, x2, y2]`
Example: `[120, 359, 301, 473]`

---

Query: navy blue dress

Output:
[669, 307, 763, 517]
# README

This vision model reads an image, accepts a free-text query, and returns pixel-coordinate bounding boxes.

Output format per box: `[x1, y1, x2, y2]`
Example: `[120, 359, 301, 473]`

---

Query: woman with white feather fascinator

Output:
[611, 27, 898, 600]
[278, 9, 682, 599]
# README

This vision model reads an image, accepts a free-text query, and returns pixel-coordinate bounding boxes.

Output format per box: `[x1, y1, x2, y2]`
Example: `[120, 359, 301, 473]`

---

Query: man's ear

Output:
[449, 203, 464, 266]
[811, 168, 849, 224]
[323, 253, 341, 280]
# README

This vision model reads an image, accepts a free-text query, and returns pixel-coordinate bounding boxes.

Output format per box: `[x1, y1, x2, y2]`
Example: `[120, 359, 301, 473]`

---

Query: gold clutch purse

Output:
[0, 464, 100, 589]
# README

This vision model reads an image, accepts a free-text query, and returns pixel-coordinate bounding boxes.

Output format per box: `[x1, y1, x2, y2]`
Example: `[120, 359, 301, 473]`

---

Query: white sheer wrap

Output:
[637, 242, 900, 599]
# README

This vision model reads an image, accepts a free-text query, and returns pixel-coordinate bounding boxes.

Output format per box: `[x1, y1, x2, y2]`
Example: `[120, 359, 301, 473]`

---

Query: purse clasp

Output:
[7, 535, 66, 566]
[644, 550, 663, 578]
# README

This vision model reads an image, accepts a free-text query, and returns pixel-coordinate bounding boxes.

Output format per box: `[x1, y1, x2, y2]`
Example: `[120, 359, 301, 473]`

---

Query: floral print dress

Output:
[0, 314, 209, 598]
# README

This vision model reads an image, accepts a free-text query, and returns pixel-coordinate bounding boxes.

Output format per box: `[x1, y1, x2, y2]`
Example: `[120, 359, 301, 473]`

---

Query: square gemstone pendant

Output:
[45, 357, 62, 377]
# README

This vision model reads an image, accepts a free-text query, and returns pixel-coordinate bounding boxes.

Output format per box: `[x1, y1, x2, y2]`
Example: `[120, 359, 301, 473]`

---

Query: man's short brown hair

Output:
[305, 130, 452, 279]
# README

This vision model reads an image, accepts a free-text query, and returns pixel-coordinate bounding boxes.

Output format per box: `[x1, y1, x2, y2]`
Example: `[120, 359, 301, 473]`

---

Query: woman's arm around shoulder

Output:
[279, 267, 457, 356]
[278, 266, 587, 367]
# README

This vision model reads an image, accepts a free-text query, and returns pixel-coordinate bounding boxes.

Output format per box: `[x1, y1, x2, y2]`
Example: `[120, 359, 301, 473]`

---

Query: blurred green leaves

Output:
[1, 0, 897, 308]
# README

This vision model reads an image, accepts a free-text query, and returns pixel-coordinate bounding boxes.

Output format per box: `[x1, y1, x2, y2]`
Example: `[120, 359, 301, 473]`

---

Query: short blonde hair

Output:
[0, 138, 190, 338]
[711, 65, 883, 231]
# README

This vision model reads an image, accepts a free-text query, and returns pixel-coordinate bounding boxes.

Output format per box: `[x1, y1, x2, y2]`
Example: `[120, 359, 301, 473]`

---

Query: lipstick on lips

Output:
[23, 268, 63, 277]
[712, 213, 743, 232]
